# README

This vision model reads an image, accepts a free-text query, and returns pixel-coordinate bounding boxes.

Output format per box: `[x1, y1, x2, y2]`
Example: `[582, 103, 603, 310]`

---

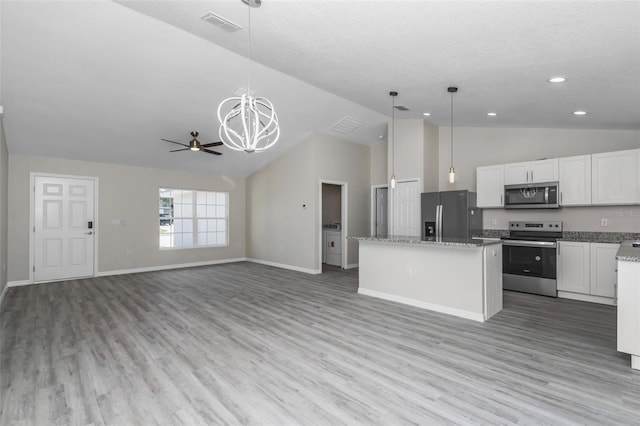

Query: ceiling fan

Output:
[161, 131, 223, 155]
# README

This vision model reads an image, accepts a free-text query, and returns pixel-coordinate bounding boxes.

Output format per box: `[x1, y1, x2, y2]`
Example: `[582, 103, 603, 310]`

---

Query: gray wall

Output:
[247, 133, 370, 271]
[0, 117, 8, 296]
[7, 155, 246, 282]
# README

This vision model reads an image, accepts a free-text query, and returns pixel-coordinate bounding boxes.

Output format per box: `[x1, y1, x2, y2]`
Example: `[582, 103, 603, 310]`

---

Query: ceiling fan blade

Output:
[161, 139, 188, 148]
[169, 148, 190, 152]
[201, 141, 223, 147]
[202, 148, 222, 155]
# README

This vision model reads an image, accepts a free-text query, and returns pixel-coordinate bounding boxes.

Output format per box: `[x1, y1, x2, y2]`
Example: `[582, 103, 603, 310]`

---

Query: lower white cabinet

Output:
[590, 243, 619, 298]
[323, 230, 342, 267]
[557, 241, 619, 304]
[557, 241, 590, 294]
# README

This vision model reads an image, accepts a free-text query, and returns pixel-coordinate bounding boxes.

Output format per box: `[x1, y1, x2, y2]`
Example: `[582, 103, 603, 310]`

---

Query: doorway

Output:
[370, 185, 388, 235]
[319, 180, 347, 271]
[31, 173, 97, 283]
[391, 179, 421, 236]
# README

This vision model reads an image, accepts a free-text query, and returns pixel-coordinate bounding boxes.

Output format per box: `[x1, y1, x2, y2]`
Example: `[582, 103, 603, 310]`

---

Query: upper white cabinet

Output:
[559, 155, 592, 206]
[477, 165, 505, 208]
[592, 149, 640, 205]
[504, 159, 558, 185]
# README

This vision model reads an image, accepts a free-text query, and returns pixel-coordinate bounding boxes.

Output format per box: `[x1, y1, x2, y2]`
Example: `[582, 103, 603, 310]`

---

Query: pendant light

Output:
[217, 0, 280, 153]
[389, 91, 398, 189]
[448, 86, 458, 184]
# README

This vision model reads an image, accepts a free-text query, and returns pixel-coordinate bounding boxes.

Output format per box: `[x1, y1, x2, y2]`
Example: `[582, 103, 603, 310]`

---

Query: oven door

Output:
[502, 240, 557, 296]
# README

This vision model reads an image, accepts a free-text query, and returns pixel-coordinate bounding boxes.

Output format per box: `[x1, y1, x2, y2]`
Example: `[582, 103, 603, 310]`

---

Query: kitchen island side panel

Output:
[358, 241, 484, 319]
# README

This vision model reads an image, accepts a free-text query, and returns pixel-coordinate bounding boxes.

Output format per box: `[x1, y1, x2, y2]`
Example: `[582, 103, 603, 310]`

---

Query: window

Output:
[159, 188, 228, 249]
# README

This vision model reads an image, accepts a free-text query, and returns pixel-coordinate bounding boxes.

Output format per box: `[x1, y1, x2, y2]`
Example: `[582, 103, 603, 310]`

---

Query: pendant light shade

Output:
[217, 0, 279, 153]
[389, 91, 398, 189]
[448, 86, 458, 184]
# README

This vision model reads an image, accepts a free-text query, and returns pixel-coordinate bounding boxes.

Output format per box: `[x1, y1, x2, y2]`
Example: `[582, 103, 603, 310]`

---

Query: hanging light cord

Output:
[391, 94, 395, 177]
[450, 90, 454, 169]
[247, 4, 252, 95]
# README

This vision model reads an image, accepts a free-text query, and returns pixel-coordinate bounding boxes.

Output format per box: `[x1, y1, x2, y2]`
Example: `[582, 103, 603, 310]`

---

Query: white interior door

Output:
[393, 180, 420, 236]
[375, 187, 388, 235]
[34, 176, 95, 282]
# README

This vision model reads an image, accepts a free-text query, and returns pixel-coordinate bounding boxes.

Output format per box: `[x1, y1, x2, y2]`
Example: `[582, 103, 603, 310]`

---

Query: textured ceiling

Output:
[2, 1, 639, 177]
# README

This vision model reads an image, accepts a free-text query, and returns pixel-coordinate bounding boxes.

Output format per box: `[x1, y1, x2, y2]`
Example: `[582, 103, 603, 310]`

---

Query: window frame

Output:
[158, 187, 229, 250]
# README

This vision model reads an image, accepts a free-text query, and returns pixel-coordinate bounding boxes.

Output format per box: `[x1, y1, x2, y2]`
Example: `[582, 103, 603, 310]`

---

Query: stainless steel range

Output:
[502, 221, 563, 297]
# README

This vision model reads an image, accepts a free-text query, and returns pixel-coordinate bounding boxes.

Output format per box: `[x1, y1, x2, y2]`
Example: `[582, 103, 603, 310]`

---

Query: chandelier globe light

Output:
[217, 0, 279, 153]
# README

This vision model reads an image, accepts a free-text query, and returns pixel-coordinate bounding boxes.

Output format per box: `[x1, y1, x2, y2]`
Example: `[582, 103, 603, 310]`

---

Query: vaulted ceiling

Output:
[2, 1, 639, 177]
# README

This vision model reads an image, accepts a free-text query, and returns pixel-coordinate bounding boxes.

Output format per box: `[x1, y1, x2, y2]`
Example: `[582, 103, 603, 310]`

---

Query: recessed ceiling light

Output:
[573, 110, 587, 116]
[549, 76, 567, 83]
[422, 112, 431, 116]
[487, 112, 497, 116]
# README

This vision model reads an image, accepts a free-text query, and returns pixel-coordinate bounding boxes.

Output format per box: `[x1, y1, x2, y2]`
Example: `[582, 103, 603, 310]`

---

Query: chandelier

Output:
[217, 0, 280, 153]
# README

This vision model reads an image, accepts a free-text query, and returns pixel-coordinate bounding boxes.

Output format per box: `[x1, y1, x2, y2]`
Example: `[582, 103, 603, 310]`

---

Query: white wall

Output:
[370, 139, 387, 186]
[246, 140, 317, 270]
[246, 133, 370, 272]
[7, 155, 246, 282]
[0, 118, 8, 296]
[423, 121, 439, 192]
[437, 127, 640, 231]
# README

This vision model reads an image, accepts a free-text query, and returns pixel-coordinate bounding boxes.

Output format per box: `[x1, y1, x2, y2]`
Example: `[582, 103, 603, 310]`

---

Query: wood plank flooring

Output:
[1, 262, 639, 425]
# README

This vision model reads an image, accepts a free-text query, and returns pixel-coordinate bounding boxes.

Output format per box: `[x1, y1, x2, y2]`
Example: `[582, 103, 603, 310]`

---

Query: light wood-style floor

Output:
[1, 262, 639, 425]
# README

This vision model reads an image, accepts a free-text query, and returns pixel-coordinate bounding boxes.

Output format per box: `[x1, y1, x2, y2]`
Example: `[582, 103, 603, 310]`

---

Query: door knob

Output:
[85, 231, 93, 235]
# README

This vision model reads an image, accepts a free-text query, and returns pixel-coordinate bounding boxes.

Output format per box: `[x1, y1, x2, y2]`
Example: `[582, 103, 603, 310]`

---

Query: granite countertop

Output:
[481, 230, 640, 244]
[349, 235, 502, 248]
[617, 243, 640, 262]
[559, 231, 640, 244]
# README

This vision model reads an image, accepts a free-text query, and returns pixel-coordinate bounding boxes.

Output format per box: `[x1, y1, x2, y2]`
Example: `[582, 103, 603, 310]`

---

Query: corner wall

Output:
[246, 133, 370, 272]
[437, 126, 640, 231]
[7, 155, 246, 282]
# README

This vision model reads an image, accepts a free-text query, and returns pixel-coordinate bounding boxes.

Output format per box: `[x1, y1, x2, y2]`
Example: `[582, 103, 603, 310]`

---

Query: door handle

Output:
[85, 231, 93, 235]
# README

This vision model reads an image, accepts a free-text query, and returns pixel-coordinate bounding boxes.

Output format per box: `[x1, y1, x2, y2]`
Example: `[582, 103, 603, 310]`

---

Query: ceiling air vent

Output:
[329, 116, 363, 134]
[200, 11, 243, 33]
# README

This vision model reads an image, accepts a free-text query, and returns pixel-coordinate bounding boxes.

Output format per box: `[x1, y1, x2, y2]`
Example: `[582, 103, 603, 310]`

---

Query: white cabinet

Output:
[592, 149, 640, 205]
[557, 241, 590, 293]
[559, 155, 592, 206]
[590, 243, 618, 298]
[324, 230, 342, 267]
[557, 241, 619, 304]
[504, 159, 558, 185]
[477, 165, 504, 208]
[617, 259, 640, 369]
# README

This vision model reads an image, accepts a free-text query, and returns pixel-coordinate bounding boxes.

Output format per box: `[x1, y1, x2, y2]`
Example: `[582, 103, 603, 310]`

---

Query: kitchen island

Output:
[351, 235, 503, 322]
[617, 242, 640, 370]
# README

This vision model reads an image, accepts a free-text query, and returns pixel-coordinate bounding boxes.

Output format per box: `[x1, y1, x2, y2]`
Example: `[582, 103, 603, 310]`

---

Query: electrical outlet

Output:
[601, 218, 608, 227]
[491, 218, 497, 226]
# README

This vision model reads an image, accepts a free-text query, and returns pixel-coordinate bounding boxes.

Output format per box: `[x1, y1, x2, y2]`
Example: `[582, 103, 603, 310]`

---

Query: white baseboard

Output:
[345, 263, 359, 269]
[557, 291, 616, 306]
[357, 287, 486, 322]
[7, 280, 31, 287]
[246, 258, 321, 275]
[95, 257, 248, 277]
[0, 283, 8, 306]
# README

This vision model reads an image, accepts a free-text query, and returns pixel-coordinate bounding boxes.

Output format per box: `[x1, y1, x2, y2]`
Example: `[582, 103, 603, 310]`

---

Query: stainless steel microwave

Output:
[504, 182, 560, 209]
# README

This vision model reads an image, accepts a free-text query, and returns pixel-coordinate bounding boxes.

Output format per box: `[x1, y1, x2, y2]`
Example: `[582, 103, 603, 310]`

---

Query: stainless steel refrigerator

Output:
[421, 190, 483, 239]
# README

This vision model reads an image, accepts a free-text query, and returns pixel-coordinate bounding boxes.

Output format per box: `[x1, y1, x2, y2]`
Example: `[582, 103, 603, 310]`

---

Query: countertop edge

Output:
[349, 236, 502, 248]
